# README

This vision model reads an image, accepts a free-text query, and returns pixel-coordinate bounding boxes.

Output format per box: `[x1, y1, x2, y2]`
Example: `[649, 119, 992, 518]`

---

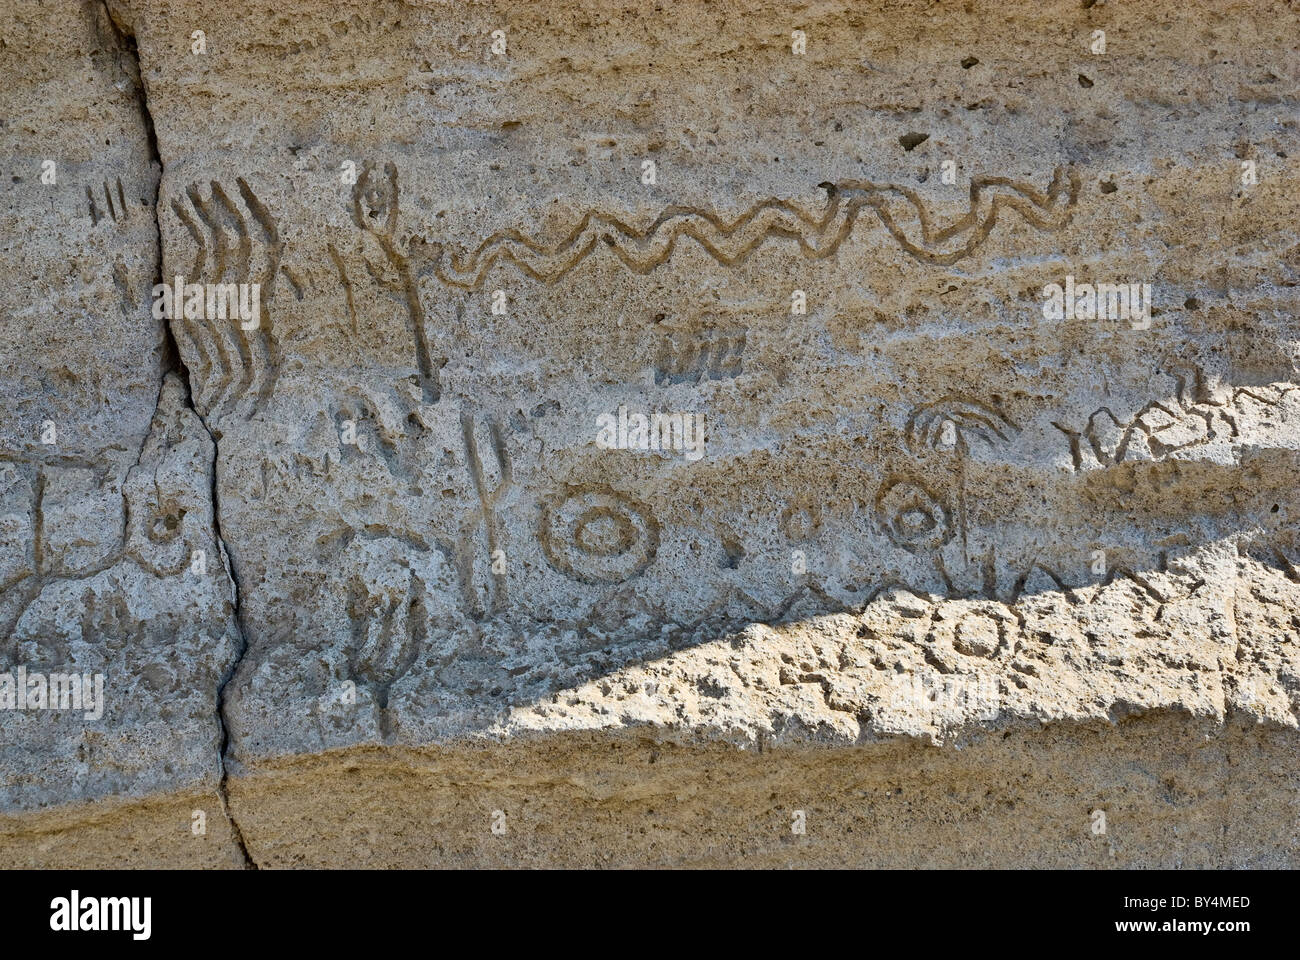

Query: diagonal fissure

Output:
[100, 0, 257, 869]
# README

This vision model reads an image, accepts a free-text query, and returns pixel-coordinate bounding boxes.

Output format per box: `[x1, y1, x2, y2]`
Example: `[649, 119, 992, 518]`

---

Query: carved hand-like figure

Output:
[339, 535, 460, 737]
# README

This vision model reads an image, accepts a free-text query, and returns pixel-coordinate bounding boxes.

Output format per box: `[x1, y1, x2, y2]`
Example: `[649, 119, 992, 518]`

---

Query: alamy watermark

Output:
[596, 405, 706, 461]
[1042, 275, 1152, 328]
[152, 275, 260, 329]
[50, 891, 150, 940]
[882, 673, 1002, 715]
[0, 666, 105, 720]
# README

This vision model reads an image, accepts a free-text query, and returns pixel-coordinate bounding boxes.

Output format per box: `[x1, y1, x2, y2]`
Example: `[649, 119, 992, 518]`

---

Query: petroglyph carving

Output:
[168, 178, 283, 421]
[344, 542, 431, 739]
[539, 487, 660, 585]
[349, 162, 444, 403]
[247, 13, 401, 59]
[0, 378, 220, 650]
[780, 499, 824, 542]
[875, 479, 954, 553]
[903, 395, 1019, 549]
[906, 396, 1019, 455]
[929, 602, 1015, 661]
[654, 325, 746, 386]
[461, 413, 513, 617]
[412, 167, 1080, 291]
[11, 0, 1300, 867]
[86, 178, 128, 226]
[1053, 373, 1293, 471]
[0, 461, 124, 643]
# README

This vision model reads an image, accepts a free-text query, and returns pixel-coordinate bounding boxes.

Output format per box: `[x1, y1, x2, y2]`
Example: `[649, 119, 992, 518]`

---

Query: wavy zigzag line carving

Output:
[168, 178, 283, 423]
[415, 166, 1081, 290]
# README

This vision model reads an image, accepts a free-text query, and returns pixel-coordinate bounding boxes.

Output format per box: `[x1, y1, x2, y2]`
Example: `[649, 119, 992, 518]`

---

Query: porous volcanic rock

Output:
[1, 0, 1298, 867]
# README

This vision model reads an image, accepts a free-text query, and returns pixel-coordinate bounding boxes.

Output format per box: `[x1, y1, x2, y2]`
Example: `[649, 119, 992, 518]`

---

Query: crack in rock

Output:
[101, 0, 257, 869]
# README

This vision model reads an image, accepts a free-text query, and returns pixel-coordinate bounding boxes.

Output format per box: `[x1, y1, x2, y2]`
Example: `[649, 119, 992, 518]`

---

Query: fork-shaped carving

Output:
[346, 570, 427, 740]
[460, 413, 513, 618]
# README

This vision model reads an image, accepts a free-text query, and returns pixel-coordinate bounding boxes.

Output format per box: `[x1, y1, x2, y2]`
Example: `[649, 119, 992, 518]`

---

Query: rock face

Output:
[1, 0, 1298, 867]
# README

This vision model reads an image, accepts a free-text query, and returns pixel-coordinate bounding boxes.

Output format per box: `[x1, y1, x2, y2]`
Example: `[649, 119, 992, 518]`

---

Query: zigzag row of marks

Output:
[582, 544, 1187, 633]
[168, 178, 283, 424]
[253, 539, 1200, 675]
[1052, 381, 1296, 471]
[247, 13, 397, 59]
[572, 559, 1186, 648]
[417, 166, 1081, 290]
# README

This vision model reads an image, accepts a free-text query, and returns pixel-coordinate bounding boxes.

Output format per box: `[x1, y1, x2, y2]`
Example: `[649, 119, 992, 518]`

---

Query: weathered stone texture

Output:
[1, 0, 1298, 867]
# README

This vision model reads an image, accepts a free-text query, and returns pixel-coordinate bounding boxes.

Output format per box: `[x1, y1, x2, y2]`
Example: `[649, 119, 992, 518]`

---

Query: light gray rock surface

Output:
[1, 0, 1298, 867]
